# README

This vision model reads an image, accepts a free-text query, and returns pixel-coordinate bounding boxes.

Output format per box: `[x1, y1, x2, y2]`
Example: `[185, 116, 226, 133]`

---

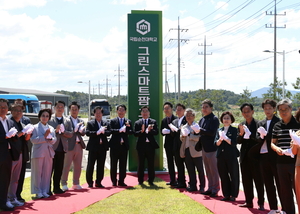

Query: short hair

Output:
[0, 98, 9, 104]
[261, 99, 277, 109]
[163, 102, 173, 109]
[93, 106, 104, 114]
[295, 107, 300, 123]
[55, 100, 66, 107]
[220, 111, 235, 123]
[140, 106, 150, 112]
[277, 98, 292, 110]
[38, 108, 52, 119]
[117, 104, 127, 111]
[184, 108, 196, 117]
[14, 99, 26, 107]
[69, 101, 80, 110]
[240, 103, 254, 112]
[175, 103, 186, 110]
[202, 99, 213, 108]
[10, 104, 23, 111]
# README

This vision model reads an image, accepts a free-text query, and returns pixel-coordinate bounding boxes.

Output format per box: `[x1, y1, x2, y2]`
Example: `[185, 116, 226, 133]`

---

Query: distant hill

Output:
[251, 87, 300, 98]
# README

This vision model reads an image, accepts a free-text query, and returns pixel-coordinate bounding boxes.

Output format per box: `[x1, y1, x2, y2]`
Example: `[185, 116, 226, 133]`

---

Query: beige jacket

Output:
[180, 123, 202, 158]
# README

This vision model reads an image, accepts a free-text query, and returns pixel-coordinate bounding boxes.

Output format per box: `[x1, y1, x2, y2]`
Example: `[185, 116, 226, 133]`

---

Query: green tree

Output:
[210, 90, 226, 118]
[262, 77, 292, 101]
[237, 87, 256, 106]
[292, 77, 300, 109]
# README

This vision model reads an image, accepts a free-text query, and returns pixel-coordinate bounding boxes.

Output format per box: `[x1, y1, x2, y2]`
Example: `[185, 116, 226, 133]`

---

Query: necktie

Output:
[120, 118, 123, 127]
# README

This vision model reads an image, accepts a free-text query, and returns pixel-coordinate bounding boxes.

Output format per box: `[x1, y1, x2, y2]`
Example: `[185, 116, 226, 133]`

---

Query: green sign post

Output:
[127, 10, 163, 171]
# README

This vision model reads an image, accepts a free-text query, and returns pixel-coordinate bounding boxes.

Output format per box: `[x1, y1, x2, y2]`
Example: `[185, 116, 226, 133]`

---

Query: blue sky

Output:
[0, 0, 300, 96]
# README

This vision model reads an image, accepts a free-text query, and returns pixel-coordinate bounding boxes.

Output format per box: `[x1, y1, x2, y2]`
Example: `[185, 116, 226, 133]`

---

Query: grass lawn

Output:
[20, 170, 211, 214]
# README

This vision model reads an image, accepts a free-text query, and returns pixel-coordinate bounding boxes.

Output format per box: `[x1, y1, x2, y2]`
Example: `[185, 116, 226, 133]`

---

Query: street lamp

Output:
[263, 50, 285, 98]
[78, 80, 91, 120]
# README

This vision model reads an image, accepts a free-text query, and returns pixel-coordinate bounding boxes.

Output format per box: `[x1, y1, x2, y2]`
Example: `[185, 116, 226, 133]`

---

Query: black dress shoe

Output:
[239, 203, 253, 208]
[175, 184, 187, 188]
[53, 189, 65, 194]
[148, 182, 154, 186]
[0, 205, 14, 211]
[220, 197, 230, 201]
[88, 184, 93, 188]
[138, 182, 144, 185]
[118, 183, 127, 187]
[186, 187, 197, 192]
[201, 190, 212, 195]
[95, 183, 105, 188]
[166, 182, 177, 186]
[210, 192, 218, 197]
[112, 182, 117, 186]
[258, 205, 265, 211]
[17, 197, 25, 203]
[47, 191, 53, 196]
[229, 197, 236, 201]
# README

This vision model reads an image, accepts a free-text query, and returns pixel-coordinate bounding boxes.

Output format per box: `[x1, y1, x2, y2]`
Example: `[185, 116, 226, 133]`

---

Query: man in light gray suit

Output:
[61, 101, 86, 191]
[48, 101, 73, 194]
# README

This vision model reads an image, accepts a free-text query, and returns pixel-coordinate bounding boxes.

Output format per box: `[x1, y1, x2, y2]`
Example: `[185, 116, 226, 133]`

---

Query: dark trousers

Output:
[165, 145, 175, 183]
[86, 149, 106, 186]
[16, 160, 27, 199]
[217, 154, 239, 198]
[174, 148, 186, 186]
[277, 163, 295, 214]
[260, 154, 280, 210]
[110, 147, 128, 184]
[137, 146, 155, 183]
[184, 148, 205, 191]
[240, 156, 264, 205]
[0, 154, 12, 207]
[50, 151, 65, 191]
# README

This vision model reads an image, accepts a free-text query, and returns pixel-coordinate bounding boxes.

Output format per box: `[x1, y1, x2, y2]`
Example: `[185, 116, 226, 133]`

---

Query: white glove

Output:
[168, 123, 178, 132]
[74, 123, 81, 132]
[257, 126, 267, 139]
[162, 128, 170, 135]
[6, 127, 18, 138]
[289, 130, 300, 146]
[282, 148, 294, 158]
[243, 125, 251, 139]
[119, 125, 126, 133]
[190, 123, 200, 134]
[22, 124, 34, 135]
[220, 131, 229, 141]
[219, 130, 224, 141]
[46, 133, 53, 139]
[97, 126, 105, 135]
[181, 128, 190, 137]
[79, 125, 85, 133]
[59, 124, 65, 134]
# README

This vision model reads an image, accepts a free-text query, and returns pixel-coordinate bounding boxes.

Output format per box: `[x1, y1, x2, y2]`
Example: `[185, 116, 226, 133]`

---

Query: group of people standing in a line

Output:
[0, 97, 300, 214]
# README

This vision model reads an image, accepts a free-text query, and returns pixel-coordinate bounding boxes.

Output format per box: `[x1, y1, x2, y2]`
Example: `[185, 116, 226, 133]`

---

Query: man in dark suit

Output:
[86, 106, 111, 188]
[160, 102, 177, 186]
[249, 99, 280, 211]
[0, 98, 17, 211]
[237, 103, 264, 210]
[48, 100, 73, 194]
[170, 103, 187, 189]
[134, 106, 159, 185]
[109, 104, 133, 186]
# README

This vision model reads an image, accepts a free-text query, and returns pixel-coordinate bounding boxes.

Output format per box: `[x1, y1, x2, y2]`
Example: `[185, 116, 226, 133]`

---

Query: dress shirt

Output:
[97, 120, 102, 143]
[118, 117, 124, 143]
[71, 116, 80, 142]
[178, 116, 184, 127]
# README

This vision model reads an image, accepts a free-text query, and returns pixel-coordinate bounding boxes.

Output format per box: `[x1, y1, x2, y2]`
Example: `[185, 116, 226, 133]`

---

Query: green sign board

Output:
[127, 10, 163, 171]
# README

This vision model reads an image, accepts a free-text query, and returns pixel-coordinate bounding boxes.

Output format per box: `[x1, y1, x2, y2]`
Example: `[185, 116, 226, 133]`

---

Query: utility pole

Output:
[169, 17, 189, 101]
[163, 58, 172, 98]
[266, 0, 286, 95]
[115, 64, 124, 104]
[104, 76, 111, 98]
[198, 35, 212, 90]
[174, 74, 177, 102]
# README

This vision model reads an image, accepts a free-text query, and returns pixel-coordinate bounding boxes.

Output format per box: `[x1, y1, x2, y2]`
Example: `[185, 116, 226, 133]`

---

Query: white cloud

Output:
[215, 1, 228, 10]
[0, 0, 46, 10]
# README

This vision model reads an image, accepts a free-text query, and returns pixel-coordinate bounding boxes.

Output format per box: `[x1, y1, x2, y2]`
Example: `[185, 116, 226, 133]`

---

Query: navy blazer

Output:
[134, 118, 159, 150]
[215, 126, 239, 158]
[0, 118, 19, 162]
[160, 114, 177, 148]
[86, 119, 111, 151]
[109, 117, 133, 150]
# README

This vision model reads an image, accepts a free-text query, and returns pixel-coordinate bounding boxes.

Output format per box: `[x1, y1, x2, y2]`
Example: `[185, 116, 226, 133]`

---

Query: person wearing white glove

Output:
[179, 108, 204, 193]
[109, 104, 133, 187]
[255, 99, 280, 211]
[215, 111, 239, 202]
[190, 123, 200, 134]
[238, 103, 264, 210]
[86, 106, 111, 188]
[61, 102, 86, 191]
[271, 99, 300, 214]
[48, 101, 73, 194]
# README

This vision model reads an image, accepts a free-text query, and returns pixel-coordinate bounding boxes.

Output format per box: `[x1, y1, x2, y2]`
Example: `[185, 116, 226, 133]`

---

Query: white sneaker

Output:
[36, 193, 44, 199]
[42, 192, 50, 198]
[6, 200, 14, 208]
[62, 185, 69, 191]
[72, 185, 83, 190]
[11, 198, 24, 207]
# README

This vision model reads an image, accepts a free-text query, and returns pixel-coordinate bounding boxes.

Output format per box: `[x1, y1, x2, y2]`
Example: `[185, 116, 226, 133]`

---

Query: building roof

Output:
[0, 87, 69, 97]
